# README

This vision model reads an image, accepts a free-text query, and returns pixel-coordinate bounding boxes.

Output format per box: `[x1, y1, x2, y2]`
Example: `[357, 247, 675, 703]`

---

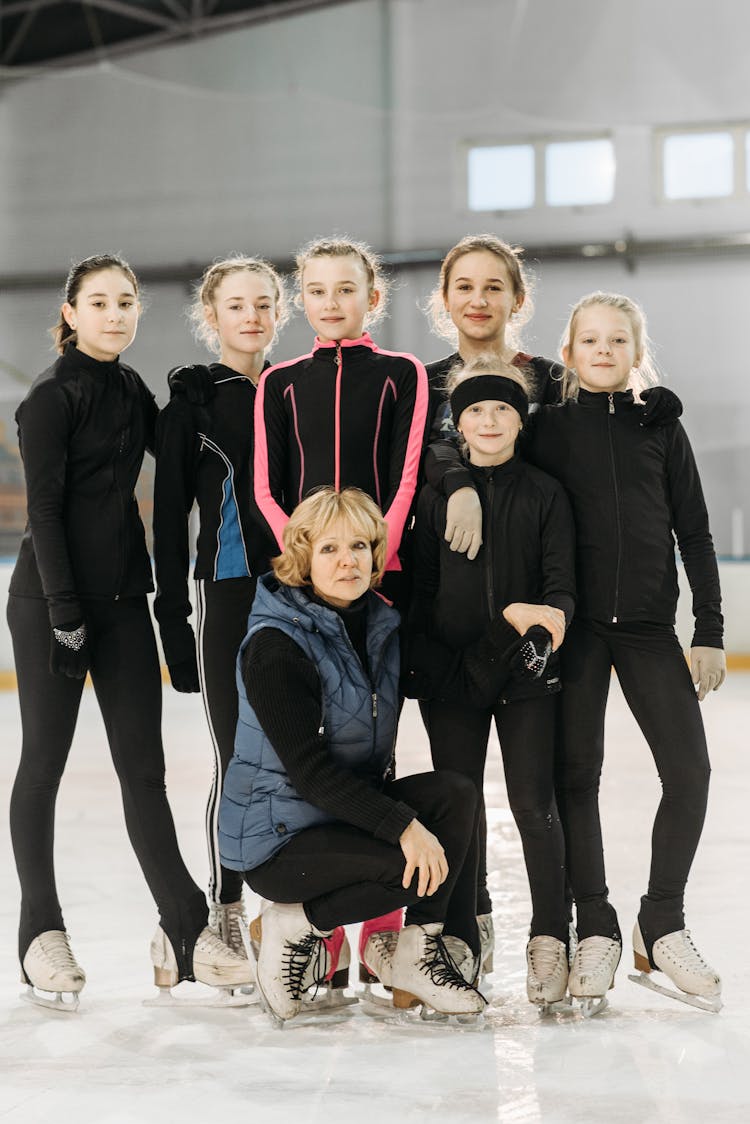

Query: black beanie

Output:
[450, 374, 529, 427]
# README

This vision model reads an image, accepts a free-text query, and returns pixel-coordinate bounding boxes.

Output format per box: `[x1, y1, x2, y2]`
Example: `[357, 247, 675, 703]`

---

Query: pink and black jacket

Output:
[254, 333, 429, 568]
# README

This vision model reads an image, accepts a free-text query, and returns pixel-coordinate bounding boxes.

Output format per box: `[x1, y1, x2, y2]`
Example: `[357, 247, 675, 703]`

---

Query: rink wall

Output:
[0, 559, 747, 685]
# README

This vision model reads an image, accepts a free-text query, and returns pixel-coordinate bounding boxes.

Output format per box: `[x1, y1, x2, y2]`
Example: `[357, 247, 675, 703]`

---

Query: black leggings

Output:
[195, 576, 257, 906]
[421, 694, 567, 941]
[245, 771, 481, 954]
[8, 594, 207, 979]
[558, 619, 711, 943]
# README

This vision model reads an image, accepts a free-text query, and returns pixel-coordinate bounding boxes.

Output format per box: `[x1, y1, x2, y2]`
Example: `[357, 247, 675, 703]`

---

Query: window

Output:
[467, 144, 535, 211]
[466, 135, 614, 212]
[662, 131, 734, 200]
[545, 138, 615, 206]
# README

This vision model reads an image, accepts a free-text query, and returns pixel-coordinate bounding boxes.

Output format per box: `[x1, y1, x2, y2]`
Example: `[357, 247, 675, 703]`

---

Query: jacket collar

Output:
[63, 342, 121, 378]
[577, 387, 635, 409]
[312, 332, 377, 356]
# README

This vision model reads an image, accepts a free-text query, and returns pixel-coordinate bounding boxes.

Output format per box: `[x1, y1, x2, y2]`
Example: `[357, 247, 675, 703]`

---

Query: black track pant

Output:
[245, 771, 481, 954]
[557, 619, 711, 943]
[195, 576, 257, 906]
[8, 594, 207, 979]
[421, 694, 568, 942]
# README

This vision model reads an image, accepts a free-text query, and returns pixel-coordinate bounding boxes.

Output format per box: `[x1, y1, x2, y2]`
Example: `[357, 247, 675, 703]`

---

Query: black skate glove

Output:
[168, 652, 201, 693]
[639, 386, 682, 427]
[49, 620, 89, 679]
[511, 625, 552, 681]
[167, 364, 215, 406]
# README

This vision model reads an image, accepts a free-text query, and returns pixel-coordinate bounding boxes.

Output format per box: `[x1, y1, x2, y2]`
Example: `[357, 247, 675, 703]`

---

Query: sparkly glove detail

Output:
[50, 621, 89, 679]
[512, 625, 552, 681]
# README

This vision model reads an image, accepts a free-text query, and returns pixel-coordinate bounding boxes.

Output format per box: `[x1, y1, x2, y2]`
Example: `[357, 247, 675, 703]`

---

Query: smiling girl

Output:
[527, 292, 724, 1014]
[253, 236, 429, 993]
[153, 256, 287, 955]
[8, 254, 252, 1009]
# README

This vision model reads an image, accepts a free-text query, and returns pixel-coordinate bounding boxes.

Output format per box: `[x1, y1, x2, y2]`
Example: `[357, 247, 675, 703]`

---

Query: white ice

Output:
[1, 676, 748, 1124]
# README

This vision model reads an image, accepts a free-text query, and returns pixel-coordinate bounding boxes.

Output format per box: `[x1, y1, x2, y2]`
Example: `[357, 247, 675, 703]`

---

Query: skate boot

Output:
[208, 899, 249, 957]
[629, 922, 722, 1013]
[21, 930, 86, 1012]
[250, 912, 355, 1012]
[253, 902, 333, 1024]
[442, 935, 479, 984]
[147, 925, 255, 1007]
[358, 910, 403, 1003]
[477, 913, 495, 979]
[568, 935, 621, 1017]
[391, 923, 486, 1020]
[526, 936, 570, 1013]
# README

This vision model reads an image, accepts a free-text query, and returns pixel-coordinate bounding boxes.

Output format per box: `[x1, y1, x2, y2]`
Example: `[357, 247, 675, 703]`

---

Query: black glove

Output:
[167, 364, 216, 406]
[50, 620, 89, 679]
[168, 652, 201, 693]
[511, 625, 552, 681]
[640, 386, 682, 427]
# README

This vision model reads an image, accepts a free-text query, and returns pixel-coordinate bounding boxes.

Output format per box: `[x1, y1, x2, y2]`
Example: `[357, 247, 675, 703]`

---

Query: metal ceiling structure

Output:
[0, 0, 347, 72]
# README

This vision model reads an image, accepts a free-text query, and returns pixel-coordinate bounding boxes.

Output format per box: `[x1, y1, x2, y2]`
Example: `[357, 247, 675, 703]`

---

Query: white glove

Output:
[444, 487, 482, 560]
[690, 646, 726, 701]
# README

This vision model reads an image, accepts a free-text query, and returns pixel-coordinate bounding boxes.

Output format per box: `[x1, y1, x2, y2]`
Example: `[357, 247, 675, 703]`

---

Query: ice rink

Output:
[1, 675, 748, 1124]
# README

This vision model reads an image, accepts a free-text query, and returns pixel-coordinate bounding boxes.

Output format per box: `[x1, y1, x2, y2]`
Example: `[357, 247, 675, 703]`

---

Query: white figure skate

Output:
[358, 910, 402, 1008]
[390, 923, 486, 1024]
[568, 935, 621, 1017]
[145, 925, 256, 1008]
[249, 910, 357, 1017]
[477, 913, 495, 982]
[526, 935, 572, 1014]
[21, 930, 86, 1013]
[628, 922, 722, 1013]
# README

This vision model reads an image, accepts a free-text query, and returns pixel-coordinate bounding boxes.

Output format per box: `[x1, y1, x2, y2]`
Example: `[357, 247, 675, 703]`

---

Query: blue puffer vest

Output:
[219, 574, 400, 872]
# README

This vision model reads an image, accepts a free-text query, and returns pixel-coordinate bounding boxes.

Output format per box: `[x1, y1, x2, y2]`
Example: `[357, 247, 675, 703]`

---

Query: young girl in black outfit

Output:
[153, 256, 286, 954]
[409, 362, 576, 1008]
[526, 292, 724, 1013]
[8, 255, 252, 1009]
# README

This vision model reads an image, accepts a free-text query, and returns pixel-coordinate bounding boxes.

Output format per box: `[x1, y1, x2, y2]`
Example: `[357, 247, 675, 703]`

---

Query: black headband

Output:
[450, 375, 529, 426]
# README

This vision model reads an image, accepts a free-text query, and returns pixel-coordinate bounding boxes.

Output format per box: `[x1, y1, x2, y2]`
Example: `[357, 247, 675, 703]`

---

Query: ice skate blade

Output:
[358, 981, 393, 1010]
[21, 985, 80, 1013]
[143, 984, 259, 1009]
[534, 996, 576, 1017]
[574, 995, 609, 1018]
[300, 986, 358, 1012]
[628, 971, 722, 1013]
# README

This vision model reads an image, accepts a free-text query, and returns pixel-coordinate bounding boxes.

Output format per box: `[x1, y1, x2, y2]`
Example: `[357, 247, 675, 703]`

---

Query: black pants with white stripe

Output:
[195, 575, 258, 906]
[8, 594, 207, 976]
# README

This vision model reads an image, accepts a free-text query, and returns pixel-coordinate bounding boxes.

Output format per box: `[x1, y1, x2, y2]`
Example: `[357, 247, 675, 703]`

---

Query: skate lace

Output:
[420, 933, 484, 996]
[527, 937, 566, 982]
[196, 927, 241, 960]
[36, 931, 79, 972]
[657, 930, 712, 972]
[369, 929, 399, 961]
[283, 932, 327, 1000]
[575, 935, 620, 973]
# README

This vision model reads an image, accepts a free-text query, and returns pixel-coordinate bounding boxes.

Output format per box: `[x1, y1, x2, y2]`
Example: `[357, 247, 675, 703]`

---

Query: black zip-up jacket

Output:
[152, 363, 277, 666]
[526, 389, 723, 648]
[410, 454, 576, 705]
[426, 351, 562, 441]
[9, 344, 157, 628]
[254, 333, 428, 568]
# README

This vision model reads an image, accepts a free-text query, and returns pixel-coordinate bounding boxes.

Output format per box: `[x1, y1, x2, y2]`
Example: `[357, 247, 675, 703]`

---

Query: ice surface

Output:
[1, 677, 748, 1123]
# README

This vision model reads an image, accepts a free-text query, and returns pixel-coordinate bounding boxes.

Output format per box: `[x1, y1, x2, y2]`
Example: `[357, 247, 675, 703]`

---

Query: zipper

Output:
[114, 419, 127, 600]
[334, 343, 343, 491]
[484, 471, 495, 620]
[606, 394, 622, 622]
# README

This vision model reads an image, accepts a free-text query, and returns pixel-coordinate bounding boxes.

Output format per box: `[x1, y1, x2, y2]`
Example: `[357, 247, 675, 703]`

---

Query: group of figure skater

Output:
[8, 233, 725, 1024]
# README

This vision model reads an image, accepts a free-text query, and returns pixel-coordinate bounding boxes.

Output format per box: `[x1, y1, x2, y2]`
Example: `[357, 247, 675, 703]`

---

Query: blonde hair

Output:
[294, 237, 389, 327]
[273, 487, 388, 589]
[425, 234, 534, 349]
[51, 254, 139, 354]
[558, 291, 659, 401]
[189, 256, 289, 355]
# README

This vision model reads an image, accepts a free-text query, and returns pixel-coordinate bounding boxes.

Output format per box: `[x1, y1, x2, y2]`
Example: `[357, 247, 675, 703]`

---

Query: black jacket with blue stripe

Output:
[153, 363, 277, 666]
